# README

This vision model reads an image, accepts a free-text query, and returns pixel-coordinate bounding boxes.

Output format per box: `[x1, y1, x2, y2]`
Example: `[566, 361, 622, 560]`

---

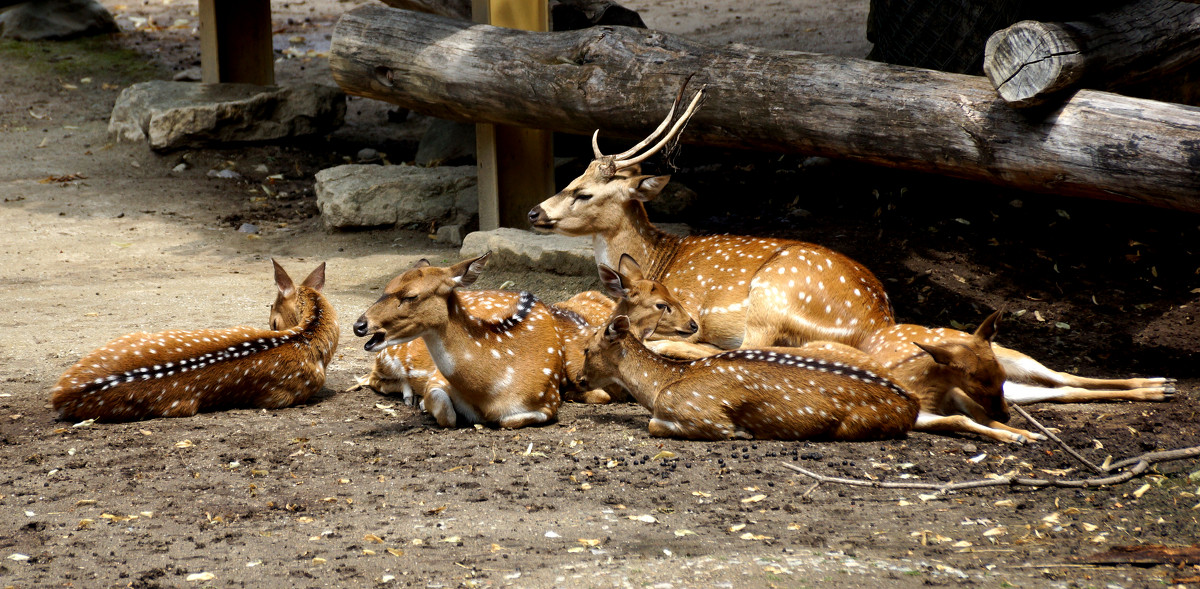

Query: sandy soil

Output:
[1, 1, 1198, 588]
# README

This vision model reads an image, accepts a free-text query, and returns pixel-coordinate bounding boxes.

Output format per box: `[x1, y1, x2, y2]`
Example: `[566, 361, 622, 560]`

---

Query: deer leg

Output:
[498, 409, 553, 429]
[425, 387, 458, 428]
[946, 388, 1044, 442]
[993, 344, 1174, 394]
[913, 411, 1029, 444]
[645, 339, 722, 360]
[1003, 381, 1174, 404]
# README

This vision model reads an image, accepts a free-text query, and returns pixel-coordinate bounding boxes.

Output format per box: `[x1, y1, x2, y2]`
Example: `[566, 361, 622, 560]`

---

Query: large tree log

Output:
[984, 0, 1200, 108]
[330, 6, 1200, 213]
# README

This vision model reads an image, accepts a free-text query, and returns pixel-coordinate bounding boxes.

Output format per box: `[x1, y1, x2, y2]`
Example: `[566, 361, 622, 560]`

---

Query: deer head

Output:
[914, 310, 1009, 422]
[599, 254, 697, 338]
[528, 87, 705, 235]
[353, 253, 491, 352]
[581, 314, 637, 392]
[270, 259, 326, 331]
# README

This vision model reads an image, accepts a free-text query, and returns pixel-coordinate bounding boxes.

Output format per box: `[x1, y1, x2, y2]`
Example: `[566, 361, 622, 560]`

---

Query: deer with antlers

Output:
[351, 253, 697, 428]
[530, 86, 1174, 410]
[580, 314, 920, 441]
[351, 254, 697, 409]
[50, 261, 338, 422]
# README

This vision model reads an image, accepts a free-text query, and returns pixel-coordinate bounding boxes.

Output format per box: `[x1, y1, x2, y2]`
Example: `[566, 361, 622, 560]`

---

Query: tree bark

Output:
[374, 0, 644, 29]
[331, 5, 1200, 213]
[983, 0, 1200, 108]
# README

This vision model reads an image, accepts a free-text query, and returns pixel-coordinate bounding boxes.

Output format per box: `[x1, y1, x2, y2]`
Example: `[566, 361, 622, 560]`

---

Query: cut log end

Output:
[984, 20, 1084, 108]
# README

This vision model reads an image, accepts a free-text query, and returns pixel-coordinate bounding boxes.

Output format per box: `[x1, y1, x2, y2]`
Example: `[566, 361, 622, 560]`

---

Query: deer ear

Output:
[452, 251, 491, 287]
[629, 175, 670, 202]
[640, 309, 666, 340]
[913, 341, 959, 367]
[300, 262, 326, 292]
[605, 315, 631, 341]
[412, 258, 432, 269]
[974, 308, 1003, 342]
[597, 264, 628, 299]
[617, 253, 645, 281]
[273, 259, 295, 297]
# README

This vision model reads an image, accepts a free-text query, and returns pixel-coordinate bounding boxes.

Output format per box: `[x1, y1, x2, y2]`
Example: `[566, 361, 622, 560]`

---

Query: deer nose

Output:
[687, 319, 699, 334]
[353, 315, 369, 337]
[527, 206, 542, 225]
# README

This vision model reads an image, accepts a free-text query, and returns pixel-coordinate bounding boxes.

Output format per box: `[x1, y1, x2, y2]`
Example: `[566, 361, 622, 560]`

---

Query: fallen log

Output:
[330, 6, 1200, 213]
[983, 0, 1200, 108]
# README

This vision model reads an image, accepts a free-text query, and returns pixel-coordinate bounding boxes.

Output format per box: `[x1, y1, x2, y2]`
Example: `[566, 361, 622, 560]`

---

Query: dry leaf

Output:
[741, 494, 767, 504]
[77, 519, 94, 529]
[674, 529, 697, 537]
[1081, 523, 1099, 532]
[386, 548, 404, 557]
[7, 553, 30, 561]
[740, 532, 773, 540]
[364, 534, 383, 544]
[1133, 484, 1151, 498]
[312, 558, 326, 564]
[729, 523, 747, 533]
[441, 536, 460, 543]
[993, 499, 1015, 507]
[952, 541, 972, 548]
[186, 572, 215, 581]
[567, 546, 585, 553]
[75, 499, 97, 507]
[628, 514, 657, 523]
[174, 440, 193, 448]
[578, 538, 602, 546]
[650, 451, 676, 460]
[982, 526, 1007, 537]
[692, 491, 712, 498]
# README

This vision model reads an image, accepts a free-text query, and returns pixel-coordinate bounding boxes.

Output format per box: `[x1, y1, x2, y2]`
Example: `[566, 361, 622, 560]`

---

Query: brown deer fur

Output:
[50, 261, 338, 422]
[581, 315, 919, 441]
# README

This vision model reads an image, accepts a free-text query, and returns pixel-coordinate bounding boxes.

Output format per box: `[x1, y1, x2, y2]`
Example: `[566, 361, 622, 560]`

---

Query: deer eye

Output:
[655, 303, 669, 312]
[398, 295, 416, 305]
[573, 193, 593, 202]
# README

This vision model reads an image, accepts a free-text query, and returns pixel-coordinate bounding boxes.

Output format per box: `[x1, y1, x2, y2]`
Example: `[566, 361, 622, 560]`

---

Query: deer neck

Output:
[293, 287, 339, 369]
[424, 291, 538, 379]
[611, 339, 688, 411]
[594, 203, 682, 278]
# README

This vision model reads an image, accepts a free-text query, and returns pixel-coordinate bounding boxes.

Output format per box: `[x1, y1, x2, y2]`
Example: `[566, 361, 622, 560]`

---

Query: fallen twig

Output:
[1011, 405, 1105, 474]
[780, 444, 1200, 494]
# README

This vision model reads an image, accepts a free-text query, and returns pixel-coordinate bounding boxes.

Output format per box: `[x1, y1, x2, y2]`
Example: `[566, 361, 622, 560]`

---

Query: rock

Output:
[315, 164, 477, 230]
[0, 0, 118, 40]
[206, 169, 241, 180]
[356, 147, 380, 164]
[435, 224, 466, 246]
[460, 228, 594, 275]
[237, 223, 259, 234]
[415, 119, 475, 166]
[108, 81, 345, 151]
[172, 67, 202, 82]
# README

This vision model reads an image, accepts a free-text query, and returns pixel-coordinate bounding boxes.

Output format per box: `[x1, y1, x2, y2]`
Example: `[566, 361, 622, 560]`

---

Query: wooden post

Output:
[472, 0, 555, 230]
[198, 0, 275, 85]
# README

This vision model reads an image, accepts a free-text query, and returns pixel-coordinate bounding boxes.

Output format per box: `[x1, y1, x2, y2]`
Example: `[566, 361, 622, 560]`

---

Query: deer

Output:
[529, 85, 1175, 410]
[579, 314, 920, 441]
[351, 252, 698, 429]
[50, 261, 338, 422]
[350, 254, 698, 410]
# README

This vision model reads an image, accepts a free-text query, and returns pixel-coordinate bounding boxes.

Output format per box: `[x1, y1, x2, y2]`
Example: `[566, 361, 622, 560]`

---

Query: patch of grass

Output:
[0, 36, 165, 82]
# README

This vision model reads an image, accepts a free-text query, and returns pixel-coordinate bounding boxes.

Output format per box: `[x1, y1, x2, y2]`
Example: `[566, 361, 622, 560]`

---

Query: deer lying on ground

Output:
[351, 254, 696, 409]
[580, 315, 919, 441]
[529, 86, 1174, 408]
[351, 253, 697, 428]
[50, 261, 338, 422]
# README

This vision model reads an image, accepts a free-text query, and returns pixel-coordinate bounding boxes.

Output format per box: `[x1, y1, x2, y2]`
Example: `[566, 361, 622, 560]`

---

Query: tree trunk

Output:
[983, 0, 1200, 108]
[374, 0, 644, 29]
[331, 5, 1200, 213]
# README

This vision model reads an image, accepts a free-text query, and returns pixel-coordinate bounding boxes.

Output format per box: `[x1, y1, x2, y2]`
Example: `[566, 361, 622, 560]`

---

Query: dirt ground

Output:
[1, 1, 1199, 588]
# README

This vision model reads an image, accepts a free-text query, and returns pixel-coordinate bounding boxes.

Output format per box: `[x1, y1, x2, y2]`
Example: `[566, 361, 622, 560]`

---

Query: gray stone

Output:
[315, 164, 477, 230]
[460, 228, 594, 275]
[0, 0, 118, 40]
[435, 224, 467, 246]
[108, 81, 345, 151]
[415, 119, 475, 166]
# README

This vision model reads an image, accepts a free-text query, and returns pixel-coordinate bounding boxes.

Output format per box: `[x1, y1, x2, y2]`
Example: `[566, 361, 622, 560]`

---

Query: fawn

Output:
[580, 314, 919, 441]
[50, 261, 338, 422]
[530, 86, 1174, 408]
[351, 254, 697, 414]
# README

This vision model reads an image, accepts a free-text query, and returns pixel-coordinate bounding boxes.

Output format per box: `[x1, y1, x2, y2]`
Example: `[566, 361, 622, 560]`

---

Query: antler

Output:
[591, 85, 707, 171]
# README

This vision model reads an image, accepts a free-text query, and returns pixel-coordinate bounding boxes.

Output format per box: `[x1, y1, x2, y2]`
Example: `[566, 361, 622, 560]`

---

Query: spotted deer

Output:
[50, 261, 338, 422]
[351, 255, 697, 409]
[530, 86, 1175, 408]
[580, 315, 919, 441]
